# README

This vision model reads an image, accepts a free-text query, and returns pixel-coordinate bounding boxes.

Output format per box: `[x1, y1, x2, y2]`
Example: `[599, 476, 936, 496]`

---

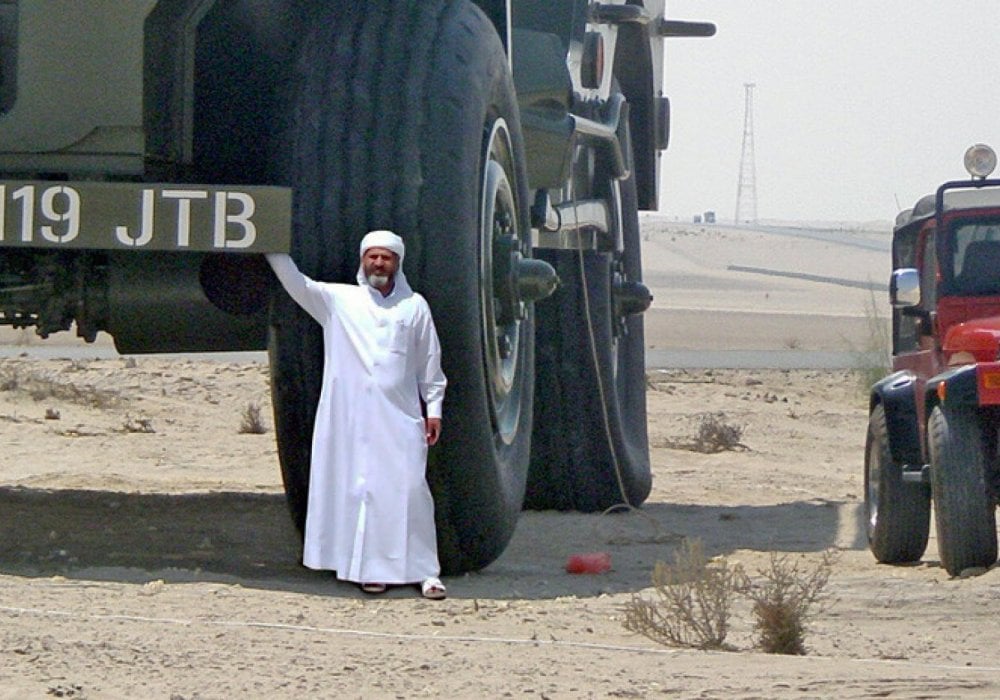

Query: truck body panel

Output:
[0, 0, 697, 352]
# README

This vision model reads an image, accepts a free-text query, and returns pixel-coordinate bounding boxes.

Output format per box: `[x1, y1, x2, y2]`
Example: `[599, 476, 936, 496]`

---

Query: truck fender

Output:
[871, 371, 922, 466]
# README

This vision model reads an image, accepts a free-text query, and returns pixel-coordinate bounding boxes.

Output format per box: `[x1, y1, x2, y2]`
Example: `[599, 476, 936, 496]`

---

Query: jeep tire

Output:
[927, 405, 998, 576]
[864, 404, 930, 563]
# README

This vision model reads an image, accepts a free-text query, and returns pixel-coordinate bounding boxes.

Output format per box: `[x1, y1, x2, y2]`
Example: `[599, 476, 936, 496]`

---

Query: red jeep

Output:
[866, 144, 1000, 576]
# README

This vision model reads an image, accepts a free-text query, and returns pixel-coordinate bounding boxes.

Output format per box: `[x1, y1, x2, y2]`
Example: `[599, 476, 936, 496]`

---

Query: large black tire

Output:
[927, 405, 998, 576]
[864, 404, 930, 563]
[526, 121, 650, 511]
[268, 1, 535, 574]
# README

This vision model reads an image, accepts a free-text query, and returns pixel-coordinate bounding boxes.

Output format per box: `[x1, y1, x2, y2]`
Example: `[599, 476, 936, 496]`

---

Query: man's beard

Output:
[367, 273, 390, 288]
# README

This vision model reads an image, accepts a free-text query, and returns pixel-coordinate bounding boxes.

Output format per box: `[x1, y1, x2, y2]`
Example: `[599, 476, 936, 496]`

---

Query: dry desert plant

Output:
[238, 402, 268, 434]
[0, 369, 18, 392]
[624, 545, 837, 655]
[744, 550, 837, 655]
[0, 366, 120, 408]
[661, 412, 747, 453]
[693, 412, 746, 452]
[622, 538, 748, 650]
[851, 285, 891, 393]
[121, 414, 155, 434]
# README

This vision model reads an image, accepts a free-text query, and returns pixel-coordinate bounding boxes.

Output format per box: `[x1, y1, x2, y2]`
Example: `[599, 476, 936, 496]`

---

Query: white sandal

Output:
[421, 577, 446, 600]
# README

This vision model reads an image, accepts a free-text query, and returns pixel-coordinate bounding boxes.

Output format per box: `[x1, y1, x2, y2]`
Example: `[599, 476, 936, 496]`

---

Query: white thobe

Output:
[267, 253, 447, 584]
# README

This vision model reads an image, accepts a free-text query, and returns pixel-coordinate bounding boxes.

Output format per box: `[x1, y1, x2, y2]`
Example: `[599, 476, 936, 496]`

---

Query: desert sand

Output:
[2, 218, 1000, 698]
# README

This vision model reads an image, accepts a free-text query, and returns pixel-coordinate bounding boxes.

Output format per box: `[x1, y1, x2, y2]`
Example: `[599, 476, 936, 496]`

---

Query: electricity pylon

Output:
[735, 83, 758, 225]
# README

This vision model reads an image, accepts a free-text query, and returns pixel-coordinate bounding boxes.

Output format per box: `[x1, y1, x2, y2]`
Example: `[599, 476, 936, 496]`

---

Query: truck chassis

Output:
[0, 0, 713, 573]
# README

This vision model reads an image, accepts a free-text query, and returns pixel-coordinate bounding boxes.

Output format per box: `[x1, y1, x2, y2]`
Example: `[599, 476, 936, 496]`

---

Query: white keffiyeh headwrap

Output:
[359, 229, 405, 263]
[356, 229, 411, 294]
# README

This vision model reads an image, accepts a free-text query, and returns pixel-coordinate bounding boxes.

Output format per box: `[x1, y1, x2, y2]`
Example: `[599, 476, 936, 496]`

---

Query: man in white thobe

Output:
[266, 230, 448, 598]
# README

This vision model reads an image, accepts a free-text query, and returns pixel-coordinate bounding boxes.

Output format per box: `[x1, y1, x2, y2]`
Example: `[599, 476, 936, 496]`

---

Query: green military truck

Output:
[0, 1, 713, 573]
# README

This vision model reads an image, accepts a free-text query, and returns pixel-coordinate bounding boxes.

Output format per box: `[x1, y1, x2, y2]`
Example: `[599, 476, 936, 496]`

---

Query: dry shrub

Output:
[0, 376, 18, 392]
[851, 285, 891, 393]
[622, 538, 747, 650]
[693, 412, 746, 452]
[121, 414, 155, 434]
[744, 551, 836, 655]
[662, 412, 747, 453]
[0, 366, 120, 408]
[624, 544, 837, 655]
[238, 402, 268, 434]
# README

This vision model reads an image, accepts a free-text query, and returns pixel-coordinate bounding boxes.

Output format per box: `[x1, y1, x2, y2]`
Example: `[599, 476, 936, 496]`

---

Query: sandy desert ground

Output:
[2, 218, 1000, 698]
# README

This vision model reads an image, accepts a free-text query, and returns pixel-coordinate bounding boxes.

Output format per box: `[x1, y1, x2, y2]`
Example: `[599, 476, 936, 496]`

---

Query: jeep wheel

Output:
[268, 0, 535, 574]
[526, 113, 651, 511]
[864, 404, 930, 563]
[927, 405, 998, 576]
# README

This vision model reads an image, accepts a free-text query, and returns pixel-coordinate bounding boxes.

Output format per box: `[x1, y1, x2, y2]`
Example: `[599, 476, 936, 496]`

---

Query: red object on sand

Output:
[565, 552, 612, 574]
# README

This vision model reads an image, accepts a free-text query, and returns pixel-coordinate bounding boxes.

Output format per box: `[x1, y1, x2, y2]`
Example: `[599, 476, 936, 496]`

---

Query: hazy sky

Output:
[657, 1, 1000, 225]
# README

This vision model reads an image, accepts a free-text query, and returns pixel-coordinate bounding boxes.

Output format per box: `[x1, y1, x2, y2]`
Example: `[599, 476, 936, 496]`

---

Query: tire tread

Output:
[928, 405, 998, 576]
[865, 403, 930, 563]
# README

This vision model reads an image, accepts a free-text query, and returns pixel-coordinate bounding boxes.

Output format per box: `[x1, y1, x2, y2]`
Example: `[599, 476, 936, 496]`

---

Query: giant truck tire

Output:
[927, 405, 998, 576]
[268, 0, 535, 574]
[864, 404, 930, 563]
[526, 139, 651, 511]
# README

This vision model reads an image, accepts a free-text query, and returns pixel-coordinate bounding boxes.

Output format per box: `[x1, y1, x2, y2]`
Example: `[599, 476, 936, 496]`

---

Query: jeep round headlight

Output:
[964, 143, 997, 179]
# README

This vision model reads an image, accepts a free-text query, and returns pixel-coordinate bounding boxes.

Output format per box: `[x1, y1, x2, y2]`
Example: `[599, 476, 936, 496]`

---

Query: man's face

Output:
[362, 247, 399, 289]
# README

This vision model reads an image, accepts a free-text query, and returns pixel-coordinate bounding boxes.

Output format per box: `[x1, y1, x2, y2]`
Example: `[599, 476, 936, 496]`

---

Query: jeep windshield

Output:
[942, 216, 1000, 296]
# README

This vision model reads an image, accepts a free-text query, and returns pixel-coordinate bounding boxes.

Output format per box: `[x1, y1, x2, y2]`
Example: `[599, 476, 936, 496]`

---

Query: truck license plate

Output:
[0, 181, 292, 253]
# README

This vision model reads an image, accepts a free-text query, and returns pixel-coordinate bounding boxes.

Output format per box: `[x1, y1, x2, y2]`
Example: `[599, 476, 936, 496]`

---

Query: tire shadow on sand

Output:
[0, 486, 865, 600]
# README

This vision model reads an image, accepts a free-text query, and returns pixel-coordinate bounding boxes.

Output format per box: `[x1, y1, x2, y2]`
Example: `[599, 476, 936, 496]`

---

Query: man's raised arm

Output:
[266, 253, 328, 323]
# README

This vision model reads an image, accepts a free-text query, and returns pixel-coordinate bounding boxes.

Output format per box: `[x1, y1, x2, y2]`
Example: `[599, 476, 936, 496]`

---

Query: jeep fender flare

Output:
[923, 364, 980, 419]
[870, 371, 922, 466]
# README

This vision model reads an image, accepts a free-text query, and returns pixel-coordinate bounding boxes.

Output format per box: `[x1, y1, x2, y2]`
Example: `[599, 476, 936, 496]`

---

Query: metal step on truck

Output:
[0, 1, 713, 574]
[866, 144, 1000, 577]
